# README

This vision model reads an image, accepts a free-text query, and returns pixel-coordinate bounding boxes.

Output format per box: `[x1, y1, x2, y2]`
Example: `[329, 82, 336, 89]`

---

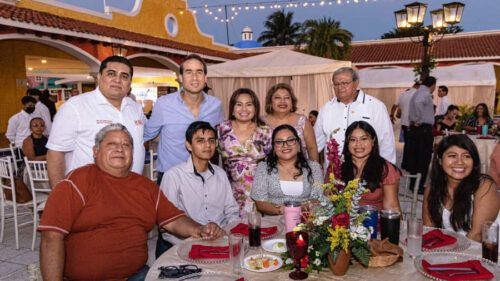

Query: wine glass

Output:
[286, 231, 309, 280]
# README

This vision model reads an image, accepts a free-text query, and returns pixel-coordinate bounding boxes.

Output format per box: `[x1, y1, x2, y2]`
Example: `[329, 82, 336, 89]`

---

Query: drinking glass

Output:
[407, 218, 423, 258]
[380, 209, 401, 245]
[286, 231, 309, 280]
[228, 233, 245, 275]
[248, 210, 261, 248]
[482, 221, 499, 263]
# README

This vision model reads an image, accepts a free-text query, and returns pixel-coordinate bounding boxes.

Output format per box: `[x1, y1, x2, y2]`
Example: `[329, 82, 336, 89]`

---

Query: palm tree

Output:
[299, 17, 353, 60]
[257, 10, 302, 46]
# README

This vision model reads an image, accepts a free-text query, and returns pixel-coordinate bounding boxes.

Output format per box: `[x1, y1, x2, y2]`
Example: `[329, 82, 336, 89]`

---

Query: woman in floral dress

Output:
[218, 88, 272, 216]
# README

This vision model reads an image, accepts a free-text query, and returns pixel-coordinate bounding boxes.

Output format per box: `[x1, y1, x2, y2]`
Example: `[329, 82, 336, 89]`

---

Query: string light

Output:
[188, 0, 377, 24]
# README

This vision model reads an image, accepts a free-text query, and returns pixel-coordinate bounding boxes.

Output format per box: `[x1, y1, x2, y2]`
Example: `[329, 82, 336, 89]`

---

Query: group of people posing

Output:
[11, 54, 495, 281]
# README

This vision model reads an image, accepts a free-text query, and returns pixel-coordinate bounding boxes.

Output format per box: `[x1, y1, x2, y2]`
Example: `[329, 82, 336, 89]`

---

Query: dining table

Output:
[145, 215, 492, 281]
[434, 134, 497, 172]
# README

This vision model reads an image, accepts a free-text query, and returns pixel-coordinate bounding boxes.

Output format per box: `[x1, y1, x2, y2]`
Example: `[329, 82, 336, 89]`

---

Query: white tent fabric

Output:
[358, 63, 497, 113]
[207, 49, 351, 117]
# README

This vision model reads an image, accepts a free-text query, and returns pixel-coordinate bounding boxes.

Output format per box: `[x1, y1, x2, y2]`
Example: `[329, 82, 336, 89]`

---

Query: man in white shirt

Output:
[46, 56, 146, 187]
[27, 89, 52, 135]
[6, 96, 43, 147]
[158, 121, 239, 256]
[435, 85, 450, 116]
[314, 67, 396, 165]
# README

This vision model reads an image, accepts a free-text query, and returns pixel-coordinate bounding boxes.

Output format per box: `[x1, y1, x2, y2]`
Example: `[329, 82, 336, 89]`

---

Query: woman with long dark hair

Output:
[341, 121, 401, 211]
[423, 134, 499, 242]
[217, 88, 272, 216]
[250, 124, 323, 215]
[463, 103, 495, 133]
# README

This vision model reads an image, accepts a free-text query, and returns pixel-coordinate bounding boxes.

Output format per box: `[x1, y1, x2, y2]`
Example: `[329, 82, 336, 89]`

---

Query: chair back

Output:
[402, 173, 422, 218]
[149, 148, 158, 183]
[9, 143, 23, 176]
[0, 157, 16, 202]
[24, 157, 50, 193]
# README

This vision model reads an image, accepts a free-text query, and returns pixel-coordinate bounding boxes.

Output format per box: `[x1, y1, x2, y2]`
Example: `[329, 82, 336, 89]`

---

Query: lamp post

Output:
[394, 2, 465, 80]
[112, 45, 128, 57]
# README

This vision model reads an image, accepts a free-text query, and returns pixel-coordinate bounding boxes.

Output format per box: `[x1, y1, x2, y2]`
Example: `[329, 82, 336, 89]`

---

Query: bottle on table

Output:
[248, 202, 261, 248]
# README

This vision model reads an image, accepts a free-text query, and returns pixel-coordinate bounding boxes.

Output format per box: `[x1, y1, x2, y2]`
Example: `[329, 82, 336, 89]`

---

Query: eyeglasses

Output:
[332, 80, 353, 88]
[274, 138, 298, 147]
[158, 264, 202, 279]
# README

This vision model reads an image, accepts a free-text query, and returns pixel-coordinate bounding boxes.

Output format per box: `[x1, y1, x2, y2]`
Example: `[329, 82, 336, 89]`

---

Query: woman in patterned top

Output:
[217, 88, 272, 216]
[463, 103, 495, 133]
[262, 83, 319, 162]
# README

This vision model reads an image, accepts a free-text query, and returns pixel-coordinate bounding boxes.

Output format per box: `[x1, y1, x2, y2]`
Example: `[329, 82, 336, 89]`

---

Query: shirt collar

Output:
[182, 155, 215, 176]
[95, 87, 133, 109]
[332, 89, 365, 105]
[177, 89, 208, 105]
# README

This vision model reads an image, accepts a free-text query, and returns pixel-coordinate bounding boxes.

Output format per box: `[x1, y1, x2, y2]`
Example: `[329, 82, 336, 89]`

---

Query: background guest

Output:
[435, 105, 459, 134]
[464, 103, 495, 133]
[435, 85, 450, 116]
[218, 88, 272, 216]
[263, 83, 319, 162]
[341, 121, 401, 212]
[250, 125, 323, 215]
[22, 117, 48, 161]
[423, 134, 499, 242]
[41, 89, 57, 121]
[308, 110, 318, 127]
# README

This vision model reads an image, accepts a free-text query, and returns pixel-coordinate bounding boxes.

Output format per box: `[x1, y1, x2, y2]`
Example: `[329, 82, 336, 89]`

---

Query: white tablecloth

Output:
[145, 216, 485, 281]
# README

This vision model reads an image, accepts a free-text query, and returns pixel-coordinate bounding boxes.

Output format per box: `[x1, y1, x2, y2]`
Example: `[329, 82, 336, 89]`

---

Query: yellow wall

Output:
[18, 0, 229, 52]
[0, 40, 77, 133]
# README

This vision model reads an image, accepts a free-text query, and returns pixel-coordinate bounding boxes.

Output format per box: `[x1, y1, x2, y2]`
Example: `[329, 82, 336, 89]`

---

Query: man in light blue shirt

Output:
[144, 54, 224, 183]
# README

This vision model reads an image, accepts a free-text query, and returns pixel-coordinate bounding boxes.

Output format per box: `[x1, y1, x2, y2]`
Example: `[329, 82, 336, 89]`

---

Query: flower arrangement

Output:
[283, 138, 372, 273]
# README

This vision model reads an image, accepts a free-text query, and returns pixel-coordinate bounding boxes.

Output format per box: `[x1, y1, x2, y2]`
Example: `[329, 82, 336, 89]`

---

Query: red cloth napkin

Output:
[235, 278, 244, 281]
[230, 223, 278, 238]
[477, 136, 495, 140]
[188, 244, 229, 259]
[422, 229, 457, 249]
[422, 259, 494, 281]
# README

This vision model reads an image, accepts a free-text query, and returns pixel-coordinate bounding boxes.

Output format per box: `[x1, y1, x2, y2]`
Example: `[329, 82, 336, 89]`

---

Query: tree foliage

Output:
[381, 25, 463, 39]
[298, 17, 353, 60]
[257, 10, 302, 46]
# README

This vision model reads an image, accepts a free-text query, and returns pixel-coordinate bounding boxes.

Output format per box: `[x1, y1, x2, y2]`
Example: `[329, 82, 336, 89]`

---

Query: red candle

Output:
[297, 234, 306, 247]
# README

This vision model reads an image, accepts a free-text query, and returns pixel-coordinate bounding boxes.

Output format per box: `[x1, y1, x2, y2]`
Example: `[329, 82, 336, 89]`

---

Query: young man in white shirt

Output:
[6, 96, 42, 147]
[158, 121, 239, 256]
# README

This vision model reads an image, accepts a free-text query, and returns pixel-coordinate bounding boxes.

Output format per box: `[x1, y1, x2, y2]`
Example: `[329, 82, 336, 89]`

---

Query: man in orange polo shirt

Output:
[38, 123, 224, 280]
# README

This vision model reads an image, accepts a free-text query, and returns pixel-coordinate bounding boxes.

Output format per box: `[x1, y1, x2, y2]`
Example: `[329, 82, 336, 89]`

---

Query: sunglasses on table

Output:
[158, 264, 202, 279]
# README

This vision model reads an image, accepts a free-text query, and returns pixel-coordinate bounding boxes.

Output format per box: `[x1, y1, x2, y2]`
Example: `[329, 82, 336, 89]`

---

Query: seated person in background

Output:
[463, 103, 495, 133]
[22, 117, 48, 161]
[160, 121, 239, 245]
[489, 143, 500, 186]
[38, 124, 223, 281]
[340, 121, 402, 212]
[423, 134, 499, 242]
[435, 105, 459, 134]
[251, 124, 324, 215]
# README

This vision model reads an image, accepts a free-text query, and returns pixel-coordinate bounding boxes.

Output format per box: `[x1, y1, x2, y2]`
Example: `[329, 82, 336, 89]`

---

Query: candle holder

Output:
[286, 231, 309, 280]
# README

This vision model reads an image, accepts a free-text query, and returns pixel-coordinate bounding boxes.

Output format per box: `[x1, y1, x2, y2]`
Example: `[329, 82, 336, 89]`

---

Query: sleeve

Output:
[159, 168, 180, 208]
[143, 99, 164, 142]
[374, 102, 396, 164]
[262, 126, 273, 155]
[156, 187, 186, 228]
[45, 102, 79, 152]
[221, 173, 240, 224]
[314, 107, 327, 151]
[5, 115, 18, 144]
[382, 162, 401, 186]
[249, 162, 269, 201]
[216, 103, 224, 126]
[489, 144, 500, 186]
[39, 103, 52, 135]
[309, 161, 325, 200]
[38, 179, 86, 234]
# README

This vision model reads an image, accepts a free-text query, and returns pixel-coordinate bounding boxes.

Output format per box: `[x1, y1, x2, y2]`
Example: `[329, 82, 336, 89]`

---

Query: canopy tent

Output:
[358, 63, 498, 114]
[207, 49, 351, 117]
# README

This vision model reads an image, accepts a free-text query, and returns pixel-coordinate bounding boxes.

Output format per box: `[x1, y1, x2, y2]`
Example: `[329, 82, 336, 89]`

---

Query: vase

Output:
[327, 249, 350, 276]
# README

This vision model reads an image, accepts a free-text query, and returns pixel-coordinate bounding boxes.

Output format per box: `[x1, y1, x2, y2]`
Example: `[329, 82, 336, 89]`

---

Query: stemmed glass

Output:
[286, 231, 309, 280]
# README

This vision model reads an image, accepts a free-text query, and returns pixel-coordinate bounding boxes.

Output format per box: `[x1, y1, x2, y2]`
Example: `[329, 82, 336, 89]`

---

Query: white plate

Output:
[243, 254, 283, 273]
[262, 238, 287, 253]
[414, 252, 500, 281]
[400, 226, 470, 252]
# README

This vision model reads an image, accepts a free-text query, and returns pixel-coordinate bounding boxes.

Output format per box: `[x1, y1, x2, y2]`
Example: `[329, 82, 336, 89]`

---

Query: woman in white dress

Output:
[423, 134, 499, 242]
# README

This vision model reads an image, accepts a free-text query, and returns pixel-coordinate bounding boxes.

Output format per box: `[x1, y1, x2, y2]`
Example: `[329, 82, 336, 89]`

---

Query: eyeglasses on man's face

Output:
[274, 138, 298, 147]
[158, 264, 202, 279]
[332, 80, 353, 88]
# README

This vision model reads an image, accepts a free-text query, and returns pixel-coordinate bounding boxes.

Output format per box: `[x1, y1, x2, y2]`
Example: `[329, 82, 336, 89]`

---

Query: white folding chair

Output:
[149, 148, 158, 183]
[24, 157, 50, 250]
[400, 173, 422, 218]
[9, 143, 23, 176]
[0, 157, 33, 249]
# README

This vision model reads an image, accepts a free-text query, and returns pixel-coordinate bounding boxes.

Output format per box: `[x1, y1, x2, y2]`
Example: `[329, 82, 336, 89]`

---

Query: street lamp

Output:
[394, 2, 465, 80]
[112, 45, 128, 57]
